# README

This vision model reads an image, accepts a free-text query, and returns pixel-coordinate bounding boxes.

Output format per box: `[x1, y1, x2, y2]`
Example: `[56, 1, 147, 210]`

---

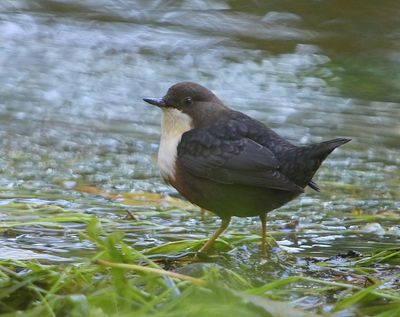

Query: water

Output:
[0, 1, 399, 264]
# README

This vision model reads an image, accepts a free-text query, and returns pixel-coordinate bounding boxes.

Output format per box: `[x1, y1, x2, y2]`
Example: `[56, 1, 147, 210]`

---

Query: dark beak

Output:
[143, 98, 166, 107]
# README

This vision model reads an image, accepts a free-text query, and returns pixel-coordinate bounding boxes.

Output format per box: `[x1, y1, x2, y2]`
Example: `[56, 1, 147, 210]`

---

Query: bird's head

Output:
[143, 82, 229, 129]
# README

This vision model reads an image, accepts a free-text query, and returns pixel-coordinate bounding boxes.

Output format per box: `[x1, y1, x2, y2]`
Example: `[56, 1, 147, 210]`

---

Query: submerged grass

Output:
[0, 219, 318, 317]
[0, 189, 399, 317]
[0, 216, 399, 317]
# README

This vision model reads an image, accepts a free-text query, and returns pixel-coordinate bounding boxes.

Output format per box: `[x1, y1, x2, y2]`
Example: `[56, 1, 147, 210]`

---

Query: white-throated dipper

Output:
[143, 82, 350, 256]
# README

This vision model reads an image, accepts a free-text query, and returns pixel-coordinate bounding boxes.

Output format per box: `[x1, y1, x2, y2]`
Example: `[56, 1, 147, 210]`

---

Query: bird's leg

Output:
[200, 208, 206, 219]
[198, 217, 231, 253]
[259, 214, 267, 257]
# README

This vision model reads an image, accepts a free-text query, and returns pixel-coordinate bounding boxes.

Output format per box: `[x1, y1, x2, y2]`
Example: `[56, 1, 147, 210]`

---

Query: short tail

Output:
[310, 137, 351, 159]
[307, 137, 351, 192]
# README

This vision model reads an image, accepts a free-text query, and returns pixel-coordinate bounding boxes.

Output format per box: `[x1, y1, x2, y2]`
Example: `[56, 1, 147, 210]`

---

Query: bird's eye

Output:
[184, 97, 192, 106]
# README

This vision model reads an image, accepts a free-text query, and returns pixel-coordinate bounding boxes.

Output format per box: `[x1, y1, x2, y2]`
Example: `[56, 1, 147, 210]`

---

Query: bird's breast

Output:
[157, 133, 182, 182]
[158, 108, 193, 182]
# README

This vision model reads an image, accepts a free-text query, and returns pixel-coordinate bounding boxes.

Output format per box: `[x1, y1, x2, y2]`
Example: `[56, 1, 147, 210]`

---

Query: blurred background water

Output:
[0, 0, 399, 261]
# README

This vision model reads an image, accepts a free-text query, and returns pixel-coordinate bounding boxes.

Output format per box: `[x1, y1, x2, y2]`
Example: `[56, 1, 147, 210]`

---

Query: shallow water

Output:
[0, 0, 399, 271]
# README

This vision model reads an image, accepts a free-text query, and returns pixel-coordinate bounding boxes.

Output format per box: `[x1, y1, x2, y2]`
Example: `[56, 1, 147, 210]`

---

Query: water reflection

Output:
[0, 0, 399, 260]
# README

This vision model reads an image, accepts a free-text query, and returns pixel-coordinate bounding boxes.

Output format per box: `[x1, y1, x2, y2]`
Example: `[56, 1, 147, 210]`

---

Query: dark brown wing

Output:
[177, 125, 303, 193]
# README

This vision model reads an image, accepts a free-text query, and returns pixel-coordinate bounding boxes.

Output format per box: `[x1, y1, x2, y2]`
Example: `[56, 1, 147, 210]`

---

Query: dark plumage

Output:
[143, 82, 350, 255]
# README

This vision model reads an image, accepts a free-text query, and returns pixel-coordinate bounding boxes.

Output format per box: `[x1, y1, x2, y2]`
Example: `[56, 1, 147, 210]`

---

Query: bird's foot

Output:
[123, 210, 138, 220]
[148, 252, 198, 264]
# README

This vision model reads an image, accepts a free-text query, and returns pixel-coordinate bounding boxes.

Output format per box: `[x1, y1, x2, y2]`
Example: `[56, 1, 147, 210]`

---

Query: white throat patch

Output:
[158, 108, 193, 181]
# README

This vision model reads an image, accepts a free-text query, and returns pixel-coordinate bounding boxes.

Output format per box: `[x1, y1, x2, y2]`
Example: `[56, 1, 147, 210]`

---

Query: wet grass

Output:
[0, 190, 399, 317]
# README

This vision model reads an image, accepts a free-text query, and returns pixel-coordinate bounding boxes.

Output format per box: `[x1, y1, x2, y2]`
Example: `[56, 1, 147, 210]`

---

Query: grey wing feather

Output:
[178, 129, 304, 193]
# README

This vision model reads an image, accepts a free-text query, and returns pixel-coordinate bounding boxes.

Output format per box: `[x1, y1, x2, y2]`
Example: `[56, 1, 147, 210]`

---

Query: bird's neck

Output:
[160, 108, 193, 138]
[189, 103, 232, 128]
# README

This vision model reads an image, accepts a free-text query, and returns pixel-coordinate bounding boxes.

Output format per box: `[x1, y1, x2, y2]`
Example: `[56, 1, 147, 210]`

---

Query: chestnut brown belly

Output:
[167, 165, 301, 219]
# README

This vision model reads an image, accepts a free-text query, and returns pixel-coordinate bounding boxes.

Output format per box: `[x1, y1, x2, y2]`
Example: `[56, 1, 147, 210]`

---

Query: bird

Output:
[143, 82, 350, 256]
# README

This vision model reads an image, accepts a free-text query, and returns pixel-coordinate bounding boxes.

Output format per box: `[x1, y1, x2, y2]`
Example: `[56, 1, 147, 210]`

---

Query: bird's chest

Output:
[157, 133, 182, 181]
[157, 108, 193, 182]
